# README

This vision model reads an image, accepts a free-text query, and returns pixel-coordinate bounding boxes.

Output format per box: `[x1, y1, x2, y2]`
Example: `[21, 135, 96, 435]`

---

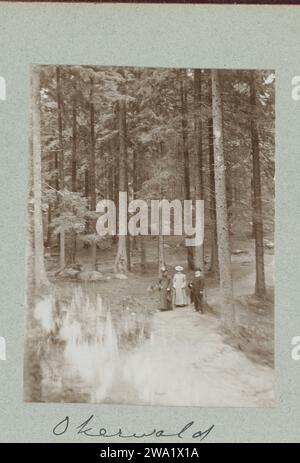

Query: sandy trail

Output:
[117, 253, 275, 407]
[120, 306, 275, 407]
[41, 246, 274, 406]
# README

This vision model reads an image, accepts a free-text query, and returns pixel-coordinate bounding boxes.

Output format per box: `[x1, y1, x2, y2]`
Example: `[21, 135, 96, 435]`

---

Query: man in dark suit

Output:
[189, 269, 205, 313]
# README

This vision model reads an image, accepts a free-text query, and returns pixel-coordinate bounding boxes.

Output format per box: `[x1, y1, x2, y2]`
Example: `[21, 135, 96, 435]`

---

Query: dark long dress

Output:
[158, 274, 173, 311]
[190, 276, 204, 312]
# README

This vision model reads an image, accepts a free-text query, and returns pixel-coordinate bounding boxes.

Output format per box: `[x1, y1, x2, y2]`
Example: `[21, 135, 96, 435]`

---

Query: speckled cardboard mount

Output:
[0, 3, 298, 443]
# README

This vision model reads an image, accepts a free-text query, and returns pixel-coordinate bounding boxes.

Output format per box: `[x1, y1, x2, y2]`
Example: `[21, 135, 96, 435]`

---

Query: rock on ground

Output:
[77, 271, 105, 281]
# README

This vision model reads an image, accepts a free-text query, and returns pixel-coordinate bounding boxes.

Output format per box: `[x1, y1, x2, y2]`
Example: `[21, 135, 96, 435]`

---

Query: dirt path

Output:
[111, 250, 275, 407]
[118, 306, 275, 407]
[43, 240, 274, 406]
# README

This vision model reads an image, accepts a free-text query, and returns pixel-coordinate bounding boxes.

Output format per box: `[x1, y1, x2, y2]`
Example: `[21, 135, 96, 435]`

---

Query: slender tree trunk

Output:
[135, 143, 147, 271]
[193, 69, 204, 272]
[31, 67, 50, 293]
[113, 160, 119, 244]
[24, 76, 48, 402]
[71, 83, 77, 192]
[140, 235, 147, 273]
[108, 140, 114, 201]
[69, 80, 78, 263]
[125, 139, 131, 271]
[45, 204, 51, 248]
[91, 239, 97, 270]
[27, 114, 36, 303]
[158, 212, 165, 276]
[54, 147, 60, 250]
[208, 116, 219, 275]
[158, 233, 165, 276]
[56, 68, 64, 190]
[250, 72, 266, 298]
[211, 70, 236, 331]
[24, 114, 38, 402]
[54, 150, 59, 191]
[89, 80, 96, 208]
[84, 167, 89, 199]
[180, 71, 194, 270]
[226, 165, 233, 235]
[56, 66, 65, 269]
[89, 77, 97, 270]
[108, 165, 114, 201]
[132, 148, 138, 251]
[59, 230, 65, 269]
[114, 99, 128, 273]
[250, 178, 256, 238]
[69, 234, 77, 265]
[158, 185, 166, 276]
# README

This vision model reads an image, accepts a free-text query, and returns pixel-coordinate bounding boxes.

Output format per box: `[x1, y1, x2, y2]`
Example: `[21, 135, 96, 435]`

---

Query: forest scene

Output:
[24, 65, 275, 407]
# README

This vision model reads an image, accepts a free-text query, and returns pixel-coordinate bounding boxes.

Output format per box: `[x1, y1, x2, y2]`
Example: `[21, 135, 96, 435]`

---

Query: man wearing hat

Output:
[173, 266, 187, 307]
[189, 269, 205, 313]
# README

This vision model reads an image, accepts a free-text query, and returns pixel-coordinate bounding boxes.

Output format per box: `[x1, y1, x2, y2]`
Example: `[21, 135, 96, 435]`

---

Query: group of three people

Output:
[158, 266, 205, 313]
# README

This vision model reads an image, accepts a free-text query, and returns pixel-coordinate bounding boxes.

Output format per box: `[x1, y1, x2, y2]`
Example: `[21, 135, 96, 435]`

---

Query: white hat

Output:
[195, 270, 202, 277]
[161, 266, 167, 272]
[175, 266, 184, 272]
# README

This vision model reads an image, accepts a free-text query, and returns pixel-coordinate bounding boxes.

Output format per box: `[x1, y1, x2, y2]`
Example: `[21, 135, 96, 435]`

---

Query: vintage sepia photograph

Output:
[24, 65, 275, 407]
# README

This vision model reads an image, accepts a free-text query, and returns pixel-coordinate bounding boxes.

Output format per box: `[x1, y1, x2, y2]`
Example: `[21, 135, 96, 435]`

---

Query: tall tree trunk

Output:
[193, 69, 204, 272]
[208, 116, 219, 275]
[158, 185, 166, 276]
[114, 99, 128, 273]
[131, 147, 138, 251]
[108, 141, 114, 201]
[69, 80, 78, 263]
[226, 165, 233, 235]
[84, 167, 89, 199]
[89, 77, 96, 207]
[112, 160, 119, 244]
[140, 235, 147, 273]
[250, 178, 256, 238]
[125, 140, 131, 271]
[24, 72, 50, 402]
[31, 67, 50, 293]
[249, 72, 266, 298]
[27, 112, 36, 304]
[158, 233, 165, 276]
[56, 66, 65, 269]
[71, 82, 77, 192]
[211, 70, 236, 331]
[59, 227, 65, 269]
[45, 204, 51, 248]
[69, 234, 77, 265]
[135, 143, 147, 271]
[180, 71, 194, 270]
[56, 67, 64, 190]
[89, 77, 97, 270]
[54, 150, 59, 191]
[108, 164, 114, 201]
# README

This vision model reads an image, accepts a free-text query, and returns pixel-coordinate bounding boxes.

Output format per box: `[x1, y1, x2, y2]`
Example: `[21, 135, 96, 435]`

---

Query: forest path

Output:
[45, 240, 274, 406]
[119, 305, 275, 407]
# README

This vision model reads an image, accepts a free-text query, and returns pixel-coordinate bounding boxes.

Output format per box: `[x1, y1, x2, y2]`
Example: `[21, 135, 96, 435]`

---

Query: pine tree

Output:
[180, 70, 194, 270]
[211, 69, 236, 331]
[249, 71, 266, 298]
[114, 98, 129, 273]
[193, 69, 205, 272]
[31, 66, 50, 294]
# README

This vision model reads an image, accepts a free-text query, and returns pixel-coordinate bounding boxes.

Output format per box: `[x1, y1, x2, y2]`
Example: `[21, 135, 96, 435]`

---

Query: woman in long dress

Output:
[173, 266, 187, 307]
[158, 267, 173, 311]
